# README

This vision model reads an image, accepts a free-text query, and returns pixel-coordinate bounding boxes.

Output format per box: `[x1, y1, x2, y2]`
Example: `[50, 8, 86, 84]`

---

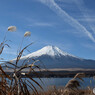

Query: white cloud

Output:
[77, 18, 95, 22]
[55, 0, 75, 3]
[82, 43, 95, 50]
[39, 0, 95, 43]
[73, 0, 95, 36]
[26, 17, 55, 27]
[28, 22, 55, 27]
[90, 25, 95, 35]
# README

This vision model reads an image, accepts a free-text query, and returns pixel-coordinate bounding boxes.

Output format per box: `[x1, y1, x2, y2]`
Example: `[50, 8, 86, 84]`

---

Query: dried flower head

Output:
[31, 63, 34, 67]
[21, 73, 25, 75]
[24, 31, 31, 37]
[9, 60, 14, 63]
[74, 73, 85, 79]
[8, 26, 16, 32]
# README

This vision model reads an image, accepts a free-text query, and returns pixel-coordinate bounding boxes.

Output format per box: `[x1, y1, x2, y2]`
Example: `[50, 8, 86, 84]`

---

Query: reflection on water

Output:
[31, 77, 95, 90]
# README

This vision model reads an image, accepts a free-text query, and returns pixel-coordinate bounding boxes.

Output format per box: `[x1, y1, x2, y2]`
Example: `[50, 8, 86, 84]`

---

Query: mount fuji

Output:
[12, 45, 95, 69]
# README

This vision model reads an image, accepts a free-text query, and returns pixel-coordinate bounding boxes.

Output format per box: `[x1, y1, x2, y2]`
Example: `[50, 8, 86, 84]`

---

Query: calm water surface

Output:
[31, 77, 95, 90]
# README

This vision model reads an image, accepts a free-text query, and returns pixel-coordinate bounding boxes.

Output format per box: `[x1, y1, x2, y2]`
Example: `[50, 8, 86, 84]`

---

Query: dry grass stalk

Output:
[0, 41, 10, 55]
[63, 73, 85, 95]
[0, 26, 43, 95]
[0, 45, 43, 95]
[31, 86, 94, 95]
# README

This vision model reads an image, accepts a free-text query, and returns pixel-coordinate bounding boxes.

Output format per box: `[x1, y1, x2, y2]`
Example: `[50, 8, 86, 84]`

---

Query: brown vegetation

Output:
[0, 27, 43, 95]
[31, 86, 94, 95]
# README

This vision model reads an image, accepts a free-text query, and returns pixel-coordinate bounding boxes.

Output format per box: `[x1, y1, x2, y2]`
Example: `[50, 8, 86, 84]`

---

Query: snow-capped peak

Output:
[24, 45, 75, 58]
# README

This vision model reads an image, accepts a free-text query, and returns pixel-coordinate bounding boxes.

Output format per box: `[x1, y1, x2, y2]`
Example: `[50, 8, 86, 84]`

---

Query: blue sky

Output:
[0, 0, 95, 60]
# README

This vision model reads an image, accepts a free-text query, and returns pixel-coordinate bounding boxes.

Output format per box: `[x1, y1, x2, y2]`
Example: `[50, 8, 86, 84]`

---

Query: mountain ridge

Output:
[12, 45, 95, 69]
[22, 45, 80, 59]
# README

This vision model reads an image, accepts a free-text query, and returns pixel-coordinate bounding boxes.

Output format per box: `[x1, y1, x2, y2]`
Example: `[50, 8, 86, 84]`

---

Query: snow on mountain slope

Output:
[11, 45, 95, 69]
[22, 45, 77, 59]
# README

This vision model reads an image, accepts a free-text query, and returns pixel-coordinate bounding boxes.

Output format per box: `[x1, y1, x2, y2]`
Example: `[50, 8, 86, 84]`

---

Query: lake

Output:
[30, 77, 95, 90]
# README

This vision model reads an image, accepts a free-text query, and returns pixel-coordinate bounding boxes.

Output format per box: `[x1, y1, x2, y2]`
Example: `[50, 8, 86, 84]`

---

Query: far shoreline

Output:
[3, 68, 95, 78]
